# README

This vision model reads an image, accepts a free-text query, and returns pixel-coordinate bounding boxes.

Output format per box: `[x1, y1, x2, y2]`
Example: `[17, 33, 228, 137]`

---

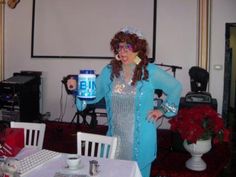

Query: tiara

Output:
[120, 26, 144, 39]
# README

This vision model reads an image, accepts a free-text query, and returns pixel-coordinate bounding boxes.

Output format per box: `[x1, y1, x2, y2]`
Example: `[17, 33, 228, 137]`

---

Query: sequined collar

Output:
[121, 64, 136, 85]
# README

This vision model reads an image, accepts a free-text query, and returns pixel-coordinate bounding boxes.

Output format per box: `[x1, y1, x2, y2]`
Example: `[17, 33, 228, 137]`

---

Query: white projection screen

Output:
[31, 0, 156, 61]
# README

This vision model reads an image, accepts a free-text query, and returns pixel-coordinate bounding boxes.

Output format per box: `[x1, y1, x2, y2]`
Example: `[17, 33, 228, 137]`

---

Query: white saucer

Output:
[67, 163, 84, 170]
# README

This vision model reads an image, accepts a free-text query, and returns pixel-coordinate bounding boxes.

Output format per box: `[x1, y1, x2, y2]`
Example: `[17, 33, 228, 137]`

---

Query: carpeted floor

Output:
[43, 120, 108, 153]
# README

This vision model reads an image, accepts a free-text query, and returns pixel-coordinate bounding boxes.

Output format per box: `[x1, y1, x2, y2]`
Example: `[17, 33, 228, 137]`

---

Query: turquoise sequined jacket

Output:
[76, 63, 182, 169]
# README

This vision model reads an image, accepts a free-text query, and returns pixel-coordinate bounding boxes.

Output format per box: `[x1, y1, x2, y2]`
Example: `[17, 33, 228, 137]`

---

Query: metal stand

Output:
[71, 107, 96, 125]
[70, 98, 106, 129]
[156, 63, 182, 77]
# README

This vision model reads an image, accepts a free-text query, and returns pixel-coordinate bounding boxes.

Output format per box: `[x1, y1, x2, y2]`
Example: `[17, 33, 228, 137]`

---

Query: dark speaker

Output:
[179, 97, 217, 111]
[0, 71, 41, 122]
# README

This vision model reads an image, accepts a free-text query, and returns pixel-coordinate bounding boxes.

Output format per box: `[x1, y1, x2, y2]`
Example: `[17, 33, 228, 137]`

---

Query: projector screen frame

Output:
[31, 0, 157, 62]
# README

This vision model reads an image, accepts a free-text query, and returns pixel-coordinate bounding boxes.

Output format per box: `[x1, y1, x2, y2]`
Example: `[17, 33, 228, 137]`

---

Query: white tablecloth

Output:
[15, 148, 142, 177]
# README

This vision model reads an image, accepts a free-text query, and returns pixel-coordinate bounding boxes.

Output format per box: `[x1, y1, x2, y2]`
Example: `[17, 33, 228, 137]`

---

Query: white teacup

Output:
[66, 154, 81, 169]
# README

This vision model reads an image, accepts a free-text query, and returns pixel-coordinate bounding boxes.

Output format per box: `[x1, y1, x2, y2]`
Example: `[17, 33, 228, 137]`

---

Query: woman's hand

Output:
[76, 98, 87, 111]
[148, 110, 164, 122]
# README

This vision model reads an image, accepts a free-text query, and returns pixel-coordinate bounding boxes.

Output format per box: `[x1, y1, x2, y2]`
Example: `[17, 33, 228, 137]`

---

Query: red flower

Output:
[169, 105, 230, 144]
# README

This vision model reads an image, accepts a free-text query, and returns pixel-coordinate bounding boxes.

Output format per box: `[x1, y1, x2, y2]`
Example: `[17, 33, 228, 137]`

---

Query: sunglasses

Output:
[117, 43, 133, 52]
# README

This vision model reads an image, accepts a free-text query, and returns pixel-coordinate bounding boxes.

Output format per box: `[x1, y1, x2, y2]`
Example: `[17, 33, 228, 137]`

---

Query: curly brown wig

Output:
[110, 31, 149, 86]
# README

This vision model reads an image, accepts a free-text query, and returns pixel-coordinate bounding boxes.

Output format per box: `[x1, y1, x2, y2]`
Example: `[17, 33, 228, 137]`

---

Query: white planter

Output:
[183, 138, 212, 171]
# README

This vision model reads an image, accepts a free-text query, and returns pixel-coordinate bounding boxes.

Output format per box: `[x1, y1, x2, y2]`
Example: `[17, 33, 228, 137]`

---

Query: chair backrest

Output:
[77, 132, 117, 159]
[10, 122, 46, 149]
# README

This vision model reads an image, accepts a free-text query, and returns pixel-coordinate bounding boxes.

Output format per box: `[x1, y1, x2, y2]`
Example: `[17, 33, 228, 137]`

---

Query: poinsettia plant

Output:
[168, 105, 230, 144]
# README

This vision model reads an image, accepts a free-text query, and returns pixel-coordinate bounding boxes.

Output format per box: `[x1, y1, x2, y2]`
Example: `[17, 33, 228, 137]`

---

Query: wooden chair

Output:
[77, 132, 117, 159]
[10, 121, 46, 149]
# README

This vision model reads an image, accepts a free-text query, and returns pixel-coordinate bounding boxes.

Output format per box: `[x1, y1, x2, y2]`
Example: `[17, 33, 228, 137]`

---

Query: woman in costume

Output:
[74, 27, 182, 177]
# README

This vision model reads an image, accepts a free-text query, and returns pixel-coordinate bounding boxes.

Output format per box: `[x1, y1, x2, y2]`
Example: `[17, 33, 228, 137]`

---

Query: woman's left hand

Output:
[148, 110, 164, 121]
